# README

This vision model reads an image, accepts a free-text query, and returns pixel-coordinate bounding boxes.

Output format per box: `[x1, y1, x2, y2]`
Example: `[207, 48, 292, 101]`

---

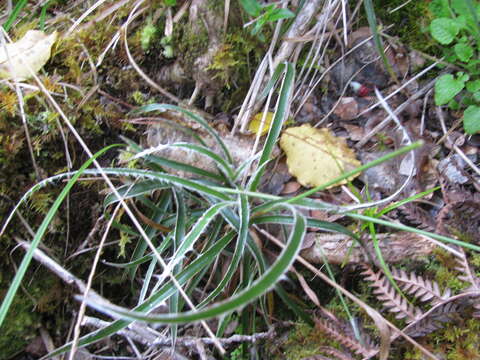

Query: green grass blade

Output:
[198, 194, 250, 307]
[163, 143, 236, 180]
[42, 231, 236, 358]
[80, 209, 305, 324]
[274, 284, 314, 325]
[348, 213, 480, 252]
[3, 0, 28, 31]
[103, 180, 170, 207]
[252, 214, 359, 240]
[258, 63, 286, 100]
[168, 201, 233, 270]
[0, 144, 121, 328]
[376, 186, 440, 217]
[127, 191, 172, 279]
[255, 63, 295, 188]
[142, 153, 226, 182]
[170, 189, 186, 347]
[82, 168, 232, 201]
[363, 0, 397, 82]
[39, 0, 52, 31]
[139, 257, 158, 304]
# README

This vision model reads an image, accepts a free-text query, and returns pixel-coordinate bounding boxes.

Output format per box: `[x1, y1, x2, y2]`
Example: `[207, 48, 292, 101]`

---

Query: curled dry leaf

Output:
[333, 97, 359, 120]
[280, 180, 301, 194]
[0, 30, 57, 80]
[280, 124, 361, 189]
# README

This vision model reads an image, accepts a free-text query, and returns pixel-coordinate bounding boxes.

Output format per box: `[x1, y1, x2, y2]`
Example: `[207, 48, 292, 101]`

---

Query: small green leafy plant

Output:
[240, 0, 294, 40]
[429, 0, 480, 134]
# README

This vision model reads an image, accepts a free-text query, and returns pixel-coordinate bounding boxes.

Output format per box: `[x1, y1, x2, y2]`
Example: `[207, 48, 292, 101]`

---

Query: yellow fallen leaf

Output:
[0, 30, 57, 80]
[249, 111, 274, 135]
[280, 124, 361, 189]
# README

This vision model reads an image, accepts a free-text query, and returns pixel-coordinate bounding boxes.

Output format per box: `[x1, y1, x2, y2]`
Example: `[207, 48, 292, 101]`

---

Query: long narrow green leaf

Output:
[157, 142, 236, 180]
[143, 153, 226, 182]
[127, 191, 171, 279]
[43, 231, 236, 358]
[258, 63, 286, 100]
[167, 201, 233, 271]
[363, 0, 397, 81]
[170, 189, 186, 347]
[3, 0, 28, 31]
[83, 168, 231, 201]
[198, 194, 250, 307]
[348, 213, 480, 252]
[80, 209, 306, 324]
[103, 180, 169, 207]
[122, 134, 226, 182]
[139, 258, 157, 304]
[252, 214, 358, 240]
[0, 144, 121, 327]
[255, 62, 295, 187]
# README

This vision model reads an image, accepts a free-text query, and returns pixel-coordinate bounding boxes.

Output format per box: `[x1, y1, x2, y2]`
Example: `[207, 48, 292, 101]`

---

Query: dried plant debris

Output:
[280, 124, 361, 189]
[0, 30, 57, 80]
[315, 313, 378, 358]
[300, 231, 435, 265]
[437, 154, 476, 184]
[403, 301, 462, 338]
[436, 200, 480, 241]
[359, 151, 399, 193]
[330, 27, 389, 92]
[398, 202, 437, 232]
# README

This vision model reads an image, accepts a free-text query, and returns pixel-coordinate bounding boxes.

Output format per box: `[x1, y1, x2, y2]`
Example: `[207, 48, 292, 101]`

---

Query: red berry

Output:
[358, 84, 370, 97]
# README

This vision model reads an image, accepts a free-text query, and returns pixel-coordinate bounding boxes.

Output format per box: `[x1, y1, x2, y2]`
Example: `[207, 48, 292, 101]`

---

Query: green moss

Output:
[271, 322, 323, 359]
[172, 20, 209, 71]
[370, 0, 437, 54]
[0, 270, 60, 359]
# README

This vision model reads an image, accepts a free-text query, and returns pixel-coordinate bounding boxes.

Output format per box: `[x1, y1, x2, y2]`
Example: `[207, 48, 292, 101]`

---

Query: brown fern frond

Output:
[436, 200, 480, 240]
[390, 268, 451, 305]
[403, 301, 461, 337]
[454, 246, 480, 292]
[398, 203, 436, 232]
[314, 317, 377, 358]
[452, 246, 480, 317]
[319, 346, 356, 360]
[361, 265, 423, 323]
[301, 355, 333, 360]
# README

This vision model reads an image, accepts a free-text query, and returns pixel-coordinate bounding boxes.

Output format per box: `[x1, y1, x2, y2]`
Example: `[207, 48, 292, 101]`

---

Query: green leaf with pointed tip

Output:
[463, 105, 480, 134]
[454, 43, 474, 62]
[429, 0, 451, 17]
[430, 18, 460, 44]
[434, 74, 466, 105]
[467, 79, 480, 92]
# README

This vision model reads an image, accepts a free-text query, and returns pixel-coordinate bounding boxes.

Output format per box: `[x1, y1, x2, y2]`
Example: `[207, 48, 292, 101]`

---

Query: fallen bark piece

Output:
[300, 232, 436, 264]
[280, 124, 361, 189]
[144, 111, 279, 179]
